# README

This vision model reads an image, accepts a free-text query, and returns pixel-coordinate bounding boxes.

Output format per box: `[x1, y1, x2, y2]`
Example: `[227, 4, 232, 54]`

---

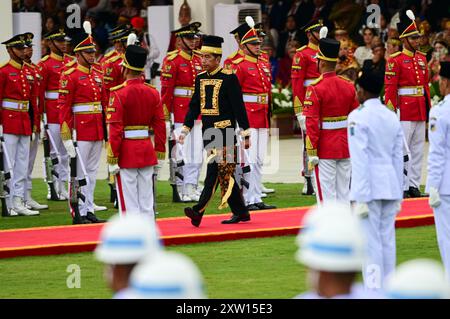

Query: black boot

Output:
[73, 215, 91, 225]
[221, 213, 251, 224]
[86, 212, 106, 223]
[305, 176, 315, 196]
[184, 207, 203, 227]
[408, 187, 423, 198]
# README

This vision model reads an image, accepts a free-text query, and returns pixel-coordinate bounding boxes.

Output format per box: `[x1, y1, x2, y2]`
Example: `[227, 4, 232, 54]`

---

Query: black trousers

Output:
[193, 161, 248, 216]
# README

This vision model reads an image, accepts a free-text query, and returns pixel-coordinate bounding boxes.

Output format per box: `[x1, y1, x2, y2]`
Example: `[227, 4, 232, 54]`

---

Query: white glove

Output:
[108, 163, 120, 175]
[296, 113, 306, 131]
[0, 124, 3, 136]
[31, 132, 36, 142]
[154, 160, 163, 175]
[308, 156, 319, 171]
[354, 202, 369, 218]
[429, 187, 441, 208]
[63, 139, 76, 158]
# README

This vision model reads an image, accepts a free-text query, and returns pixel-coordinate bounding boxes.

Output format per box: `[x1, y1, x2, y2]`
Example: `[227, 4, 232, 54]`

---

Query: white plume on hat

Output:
[319, 26, 328, 39]
[83, 21, 92, 35]
[127, 33, 137, 46]
[406, 9, 415, 21]
[245, 16, 255, 28]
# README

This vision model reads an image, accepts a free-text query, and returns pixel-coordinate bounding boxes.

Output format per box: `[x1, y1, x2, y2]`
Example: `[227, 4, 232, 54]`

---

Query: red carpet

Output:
[0, 198, 434, 259]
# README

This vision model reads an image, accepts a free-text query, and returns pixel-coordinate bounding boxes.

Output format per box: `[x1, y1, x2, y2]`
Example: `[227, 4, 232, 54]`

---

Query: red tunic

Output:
[106, 78, 166, 168]
[303, 72, 359, 159]
[384, 48, 431, 121]
[58, 64, 106, 142]
[231, 54, 271, 128]
[291, 42, 320, 114]
[0, 60, 38, 136]
[38, 52, 65, 124]
[102, 54, 125, 102]
[160, 49, 203, 123]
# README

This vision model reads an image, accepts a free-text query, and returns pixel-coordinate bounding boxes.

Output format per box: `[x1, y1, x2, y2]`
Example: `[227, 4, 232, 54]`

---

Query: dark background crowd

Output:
[12, 0, 450, 92]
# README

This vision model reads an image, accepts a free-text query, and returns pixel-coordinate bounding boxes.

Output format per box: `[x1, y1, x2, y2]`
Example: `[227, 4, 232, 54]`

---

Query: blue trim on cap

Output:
[131, 284, 184, 295]
[387, 291, 444, 299]
[307, 242, 354, 255]
[103, 238, 145, 248]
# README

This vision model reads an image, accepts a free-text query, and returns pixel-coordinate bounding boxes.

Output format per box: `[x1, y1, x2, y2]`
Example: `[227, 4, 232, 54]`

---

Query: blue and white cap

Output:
[296, 202, 366, 272]
[124, 251, 206, 299]
[95, 214, 163, 265]
[385, 259, 450, 299]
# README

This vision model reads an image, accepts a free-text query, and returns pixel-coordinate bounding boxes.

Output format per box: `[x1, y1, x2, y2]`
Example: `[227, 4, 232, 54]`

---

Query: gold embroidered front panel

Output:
[200, 79, 222, 115]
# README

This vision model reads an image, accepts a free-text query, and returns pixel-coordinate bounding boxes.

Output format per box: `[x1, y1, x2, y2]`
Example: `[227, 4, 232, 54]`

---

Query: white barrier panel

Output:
[148, 6, 173, 66]
[0, 1, 13, 64]
[13, 13, 42, 64]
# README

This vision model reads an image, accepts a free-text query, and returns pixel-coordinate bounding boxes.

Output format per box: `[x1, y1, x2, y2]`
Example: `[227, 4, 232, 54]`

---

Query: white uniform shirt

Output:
[426, 94, 450, 195]
[348, 98, 404, 202]
[295, 284, 384, 299]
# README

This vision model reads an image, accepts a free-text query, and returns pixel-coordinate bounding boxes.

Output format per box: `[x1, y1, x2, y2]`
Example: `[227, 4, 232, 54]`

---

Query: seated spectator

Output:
[336, 38, 359, 83]
[85, 12, 109, 54]
[354, 26, 375, 67]
[262, 39, 278, 84]
[362, 38, 386, 79]
[19, 0, 42, 13]
[117, 0, 139, 19]
[277, 15, 298, 58]
[261, 12, 279, 52]
[43, 16, 58, 35]
[418, 20, 433, 61]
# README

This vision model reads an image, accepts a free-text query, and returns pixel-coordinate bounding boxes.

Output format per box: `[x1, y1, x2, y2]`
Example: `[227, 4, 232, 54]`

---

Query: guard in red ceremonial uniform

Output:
[0, 34, 40, 216]
[22, 33, 48, 211]
[384, 10, 431, 198]
[304, 27, 359, 203]
[98, 25, 126, 66]
[160, 22, 204, 202]
[107, 34, 166, 218]
[58, 22, 107, 224]
[102, 26, 132, 102]
[292, 19, 322, 196]
[39, 27, 70, 201]
[231, 16, 276, 211]
[223, 23, 246, 71]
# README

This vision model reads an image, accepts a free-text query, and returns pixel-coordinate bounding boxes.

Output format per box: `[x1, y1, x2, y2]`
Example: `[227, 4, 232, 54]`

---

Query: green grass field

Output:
[0, 180, 440, 298]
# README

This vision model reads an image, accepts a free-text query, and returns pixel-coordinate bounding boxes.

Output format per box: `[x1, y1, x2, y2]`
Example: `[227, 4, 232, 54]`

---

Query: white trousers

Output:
[317, 158, 351, 203]
[3, 134, 30, 208]
[362, 199, 399, 291]
[401, 121, 425, 189]
[174, 121, 203, 187]
[71, 141, 102, 216]
[25, 135, 40, 200]
[116, 166, 155, 218]
[433, 195, 450, 280]
[243, 128, 268, 205]
[48, 124, 69, 184]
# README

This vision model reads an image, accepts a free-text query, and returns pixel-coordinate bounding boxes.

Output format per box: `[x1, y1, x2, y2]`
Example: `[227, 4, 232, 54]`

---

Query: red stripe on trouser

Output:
[116, 174, 126, 215]
[315, 165, 323, 202]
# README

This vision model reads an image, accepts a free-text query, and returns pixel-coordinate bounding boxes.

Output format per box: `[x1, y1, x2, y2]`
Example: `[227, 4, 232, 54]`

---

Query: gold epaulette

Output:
[167, 52, 178, 61]
[40, 55, 50, 62]
[338, 75, 353, 83]
[110, 82, 126, 92]
[417, 50, 427, 56]
[389, 51, 401, 58]
[166, 49, 177, 56]
[63, 67, 75, 75]
[232, 57, 244, 64]
[296, 45, 307, 52]
[106, 54, 121, 64]
[310, 75, 323, 86]
[145, 83, 156, 89]
[65, 60, 76, 68]
[104, 50, 116, 58]
[221, 68, 233, 75]
[227, 51, 238, 59]
[93, 66, 103, 74]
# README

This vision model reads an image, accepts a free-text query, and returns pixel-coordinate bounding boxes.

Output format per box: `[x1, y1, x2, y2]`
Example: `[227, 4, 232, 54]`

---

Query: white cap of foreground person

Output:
[95, 214, 163, 265]
[296, 202, 366, 272]
[385, 259, 450, 299]
[123, 251, 206, 299]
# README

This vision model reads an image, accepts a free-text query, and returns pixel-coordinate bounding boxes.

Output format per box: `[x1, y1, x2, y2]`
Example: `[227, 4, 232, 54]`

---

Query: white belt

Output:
[124, 130, 149, 138]
[45, 91, 59, 100]
[322, 120, 348, 130]
[398, 86, 424, 96]
[304, 79, 316, 87]
[2, 100, 29, 111]
[72, 104, 102, 113]
[174, 87, 194, 97]
[242, 94, 268, 104]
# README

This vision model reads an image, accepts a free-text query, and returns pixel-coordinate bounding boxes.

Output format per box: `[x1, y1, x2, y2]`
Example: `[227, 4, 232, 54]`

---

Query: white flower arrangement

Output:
[271, 84, 294, 114]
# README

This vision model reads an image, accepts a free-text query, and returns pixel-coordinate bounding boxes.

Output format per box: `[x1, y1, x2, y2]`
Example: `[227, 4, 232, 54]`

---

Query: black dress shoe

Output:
[408, 187, 423, 198]
[86, 212, 106, 223]
[305, 177, 315, 196]
[73, 216, 91, 225]
[403, 191, 410, 199]
[255, 202, 276, 210]
[184, 207, 204, 227]
[246, 204, 260, 211]
[221, 213, 251, 224]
